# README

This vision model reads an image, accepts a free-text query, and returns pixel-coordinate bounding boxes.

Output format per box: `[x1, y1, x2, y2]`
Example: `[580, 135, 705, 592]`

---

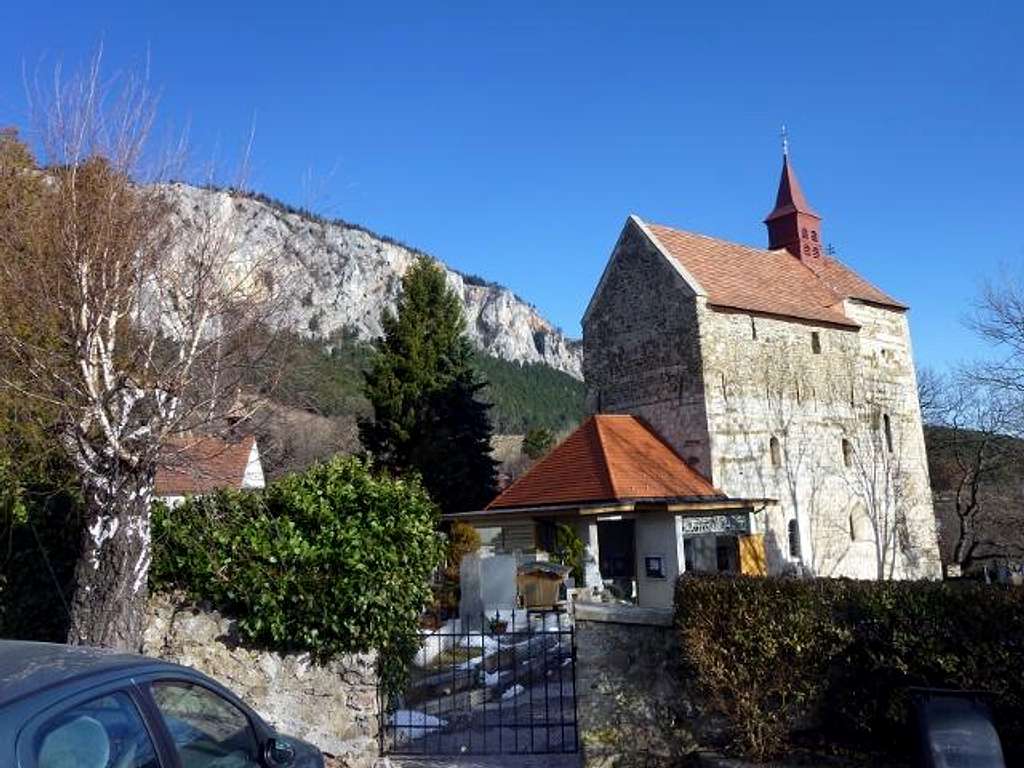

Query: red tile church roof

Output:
[642, 220, 905, 327]
[486, 415, 723, 510]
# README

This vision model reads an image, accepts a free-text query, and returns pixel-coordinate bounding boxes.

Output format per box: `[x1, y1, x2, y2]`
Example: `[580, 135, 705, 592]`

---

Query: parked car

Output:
[0, 640, 324, 768]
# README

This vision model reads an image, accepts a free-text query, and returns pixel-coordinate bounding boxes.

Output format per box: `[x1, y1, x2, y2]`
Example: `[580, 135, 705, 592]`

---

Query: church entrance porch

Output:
[447, 506, 768, 611]
[450, 415, 772, 608]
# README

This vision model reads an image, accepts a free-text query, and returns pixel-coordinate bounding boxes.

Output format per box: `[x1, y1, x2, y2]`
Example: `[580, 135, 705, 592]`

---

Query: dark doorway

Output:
[597, 519, 635, 600]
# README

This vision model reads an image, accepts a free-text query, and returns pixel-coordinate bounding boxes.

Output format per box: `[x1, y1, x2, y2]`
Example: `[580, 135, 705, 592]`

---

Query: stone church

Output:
[582, 152, 941, 581]
[454, 152, 940, 605]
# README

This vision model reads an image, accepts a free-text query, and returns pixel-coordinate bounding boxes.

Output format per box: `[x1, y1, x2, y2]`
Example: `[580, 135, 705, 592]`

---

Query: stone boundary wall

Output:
[574, 603, 698, 768]
[143, 593, 378, 767]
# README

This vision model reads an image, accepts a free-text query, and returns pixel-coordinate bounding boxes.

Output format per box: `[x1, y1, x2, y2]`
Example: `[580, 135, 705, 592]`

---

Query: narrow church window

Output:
[769, 436, 782, 468]
[788, 519, 801, 559]
[811, 231, 818, 243]
[842, 438, 853, 468]
[750, 316, 757, 340]
[811, 332, 821, 354]
[883, 414, 893, 453]
[801, 227, 808, 239]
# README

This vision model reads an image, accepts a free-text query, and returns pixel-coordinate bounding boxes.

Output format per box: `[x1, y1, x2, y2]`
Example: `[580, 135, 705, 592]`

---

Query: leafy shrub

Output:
[151, 456, 445, 695]
[552, 523, 585, 583]
[676, 576, 846, 758]
[436, 521, 482, 615]
[0, 444, 82, 643]
[676, 576, 1024, 761]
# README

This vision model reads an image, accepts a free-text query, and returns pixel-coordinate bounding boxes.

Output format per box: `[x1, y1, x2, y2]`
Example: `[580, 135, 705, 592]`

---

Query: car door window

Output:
[150, 682, 260, 768]
[35, 691, 159, 768]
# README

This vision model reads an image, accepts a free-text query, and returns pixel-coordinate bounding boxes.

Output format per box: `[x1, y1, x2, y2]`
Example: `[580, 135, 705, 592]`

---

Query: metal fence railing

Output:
[380, 608, 578, 755]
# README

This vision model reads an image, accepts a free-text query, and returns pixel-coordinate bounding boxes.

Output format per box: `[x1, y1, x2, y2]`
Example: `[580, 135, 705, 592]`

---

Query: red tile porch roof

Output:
[486, 415, 724, 510]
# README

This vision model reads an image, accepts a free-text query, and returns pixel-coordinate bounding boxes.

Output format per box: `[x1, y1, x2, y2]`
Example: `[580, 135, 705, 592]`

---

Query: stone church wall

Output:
[697, 301, 940, 580]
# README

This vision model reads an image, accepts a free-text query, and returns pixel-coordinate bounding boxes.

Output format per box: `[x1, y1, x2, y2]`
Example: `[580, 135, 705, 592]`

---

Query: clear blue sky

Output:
[2, 1, 1021, 373]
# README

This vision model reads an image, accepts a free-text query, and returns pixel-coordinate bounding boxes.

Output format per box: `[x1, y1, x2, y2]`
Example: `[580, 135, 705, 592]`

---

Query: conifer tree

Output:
[360, 258, 498, 513]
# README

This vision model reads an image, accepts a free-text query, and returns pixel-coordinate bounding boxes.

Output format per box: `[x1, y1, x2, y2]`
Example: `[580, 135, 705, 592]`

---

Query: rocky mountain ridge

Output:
[166, 183, 583, 379]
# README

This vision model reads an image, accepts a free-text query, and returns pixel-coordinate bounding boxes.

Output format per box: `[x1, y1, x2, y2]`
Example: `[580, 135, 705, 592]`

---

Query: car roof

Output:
[0, 640, 186, 709]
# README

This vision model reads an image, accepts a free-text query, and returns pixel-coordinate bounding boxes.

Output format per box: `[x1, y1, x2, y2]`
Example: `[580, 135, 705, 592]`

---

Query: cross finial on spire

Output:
[780, 124, 789, 157]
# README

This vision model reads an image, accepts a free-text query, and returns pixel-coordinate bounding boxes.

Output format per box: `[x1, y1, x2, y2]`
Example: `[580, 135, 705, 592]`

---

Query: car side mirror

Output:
[263, 737, 296, 767]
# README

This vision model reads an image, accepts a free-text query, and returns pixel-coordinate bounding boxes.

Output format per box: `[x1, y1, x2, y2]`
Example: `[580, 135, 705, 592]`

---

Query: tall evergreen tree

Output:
[360, 258, 498, 513]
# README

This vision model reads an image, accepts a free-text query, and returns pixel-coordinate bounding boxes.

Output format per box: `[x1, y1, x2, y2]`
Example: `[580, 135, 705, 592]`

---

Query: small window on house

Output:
[811, 231, 819, 243]
[801, 227, 808, 239]
[788, 519, 801, 559]
[769, 436, 782, 468]
[883, 413, 893, 453]
[811, 332, 821, 354]
[750, 316, 757, 340]
[842, 438, 853, 468]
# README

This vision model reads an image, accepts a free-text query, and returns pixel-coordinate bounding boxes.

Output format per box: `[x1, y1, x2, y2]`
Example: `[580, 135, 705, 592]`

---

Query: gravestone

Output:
[582, 545, 603, 593]
[459, 552, 517, 628]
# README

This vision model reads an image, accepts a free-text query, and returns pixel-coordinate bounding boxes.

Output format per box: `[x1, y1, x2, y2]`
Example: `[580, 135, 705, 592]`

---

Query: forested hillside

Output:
[257, 333, 585, 475]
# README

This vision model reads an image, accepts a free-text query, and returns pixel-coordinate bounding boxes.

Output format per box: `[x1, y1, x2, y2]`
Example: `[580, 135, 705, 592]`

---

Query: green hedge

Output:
[151, 456, 444, 694]
[676, 576, 1024, 760]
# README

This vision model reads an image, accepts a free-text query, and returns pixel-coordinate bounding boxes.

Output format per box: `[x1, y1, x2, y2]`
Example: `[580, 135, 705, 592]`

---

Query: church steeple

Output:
[764, 146, 823, 264]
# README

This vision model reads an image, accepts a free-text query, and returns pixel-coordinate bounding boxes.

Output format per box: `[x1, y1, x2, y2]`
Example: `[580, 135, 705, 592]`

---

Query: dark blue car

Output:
[0, 641, 324, 768]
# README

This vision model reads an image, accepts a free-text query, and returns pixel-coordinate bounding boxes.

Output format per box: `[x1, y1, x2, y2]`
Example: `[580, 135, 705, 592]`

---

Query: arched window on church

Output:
[769, 436, 782, 468]
[788, 519, 801, 559]
[842, 438, 853, 468]
[883, 414, 893, 453]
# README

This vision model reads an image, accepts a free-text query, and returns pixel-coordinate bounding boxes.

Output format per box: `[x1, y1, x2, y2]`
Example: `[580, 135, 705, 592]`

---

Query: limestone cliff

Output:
[164, 183, 583, 379]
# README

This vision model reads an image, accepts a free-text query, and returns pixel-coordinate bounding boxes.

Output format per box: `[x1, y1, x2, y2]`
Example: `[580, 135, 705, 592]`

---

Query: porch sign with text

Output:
[678, 514, 751, 536]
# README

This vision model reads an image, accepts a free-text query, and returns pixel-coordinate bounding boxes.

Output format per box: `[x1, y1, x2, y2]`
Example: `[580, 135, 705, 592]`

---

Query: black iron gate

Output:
[381, 608, 579, 755]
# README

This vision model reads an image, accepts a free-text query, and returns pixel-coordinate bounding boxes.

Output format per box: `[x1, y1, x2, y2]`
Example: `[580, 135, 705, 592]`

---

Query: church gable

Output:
[583, 215, 702, 329]
[582, 216, 712, 471]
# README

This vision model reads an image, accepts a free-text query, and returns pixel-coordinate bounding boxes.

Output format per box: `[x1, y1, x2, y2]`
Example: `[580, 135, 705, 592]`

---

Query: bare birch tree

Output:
[840, 386, 925, 580]
[0, 54, 294, 648]
[927, 374, 1024, 572]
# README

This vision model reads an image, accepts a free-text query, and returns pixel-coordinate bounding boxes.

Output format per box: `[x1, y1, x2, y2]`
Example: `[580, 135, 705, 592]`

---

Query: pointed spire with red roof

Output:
[764, 143, 824, 264]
